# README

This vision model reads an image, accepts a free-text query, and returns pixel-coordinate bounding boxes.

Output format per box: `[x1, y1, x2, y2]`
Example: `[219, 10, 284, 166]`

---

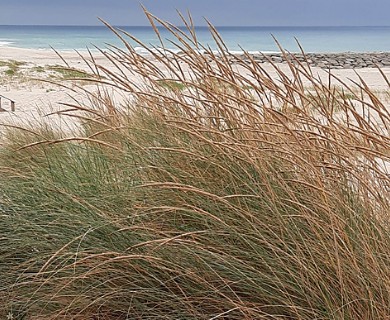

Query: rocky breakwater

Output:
[235, 52, 390, 69]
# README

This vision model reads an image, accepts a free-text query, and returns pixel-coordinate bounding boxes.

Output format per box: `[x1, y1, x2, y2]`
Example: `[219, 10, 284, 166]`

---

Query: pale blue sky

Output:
[0, 0, 389, 26]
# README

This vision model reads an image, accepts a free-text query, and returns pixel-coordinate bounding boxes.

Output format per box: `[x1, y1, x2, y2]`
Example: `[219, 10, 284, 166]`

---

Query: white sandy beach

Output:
[1, 46, 390, 133]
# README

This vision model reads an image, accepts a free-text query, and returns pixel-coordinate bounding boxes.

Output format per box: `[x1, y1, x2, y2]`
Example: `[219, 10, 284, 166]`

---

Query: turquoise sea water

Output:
[1, 25, 390, 53]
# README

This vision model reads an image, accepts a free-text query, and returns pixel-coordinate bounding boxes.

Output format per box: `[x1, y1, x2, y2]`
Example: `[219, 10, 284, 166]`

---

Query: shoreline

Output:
[3, 45, 390, 69]
[0, 46, 107, 67]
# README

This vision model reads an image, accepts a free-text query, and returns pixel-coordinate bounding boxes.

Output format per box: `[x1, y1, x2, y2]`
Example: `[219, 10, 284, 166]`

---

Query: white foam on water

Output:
[228, 50, 281, 55]
[133, 46, 184, 56]
[0, 40, 15, 47]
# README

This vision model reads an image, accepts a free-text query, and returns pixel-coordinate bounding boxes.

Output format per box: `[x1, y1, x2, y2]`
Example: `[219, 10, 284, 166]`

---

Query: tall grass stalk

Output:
[0, 11, 389, 319]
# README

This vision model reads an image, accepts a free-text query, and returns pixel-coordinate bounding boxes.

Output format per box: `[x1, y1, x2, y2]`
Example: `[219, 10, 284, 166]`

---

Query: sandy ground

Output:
[0, 46, 388, 175]
[0, 46, 390, 132]
[0, 47, 105, 132]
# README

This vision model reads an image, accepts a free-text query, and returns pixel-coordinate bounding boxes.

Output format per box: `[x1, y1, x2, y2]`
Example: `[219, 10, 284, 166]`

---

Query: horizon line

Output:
[1, 24, 390, 28]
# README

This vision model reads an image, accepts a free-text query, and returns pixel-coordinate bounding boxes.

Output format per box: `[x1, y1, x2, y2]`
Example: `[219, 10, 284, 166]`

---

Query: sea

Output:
[1, 25, 390, 54]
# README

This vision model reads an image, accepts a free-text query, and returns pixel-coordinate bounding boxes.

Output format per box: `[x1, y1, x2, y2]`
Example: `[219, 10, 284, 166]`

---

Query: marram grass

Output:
[0, 12, 389, 320]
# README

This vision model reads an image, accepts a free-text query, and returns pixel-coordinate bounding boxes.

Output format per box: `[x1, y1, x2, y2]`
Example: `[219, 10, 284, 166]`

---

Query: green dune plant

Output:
[47, 65, 95, 79]
[0, 59, 26, 77]
[0, 11, 389, 320]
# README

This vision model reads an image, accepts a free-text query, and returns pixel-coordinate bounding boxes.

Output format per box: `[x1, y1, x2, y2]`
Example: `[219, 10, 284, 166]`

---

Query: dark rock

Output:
[230, 52, 390, 69]
[272, 56, 283, 62]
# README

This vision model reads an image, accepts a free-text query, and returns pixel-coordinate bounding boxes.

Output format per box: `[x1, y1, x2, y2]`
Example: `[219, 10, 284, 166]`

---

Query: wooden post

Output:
[0, 95, 15, 111]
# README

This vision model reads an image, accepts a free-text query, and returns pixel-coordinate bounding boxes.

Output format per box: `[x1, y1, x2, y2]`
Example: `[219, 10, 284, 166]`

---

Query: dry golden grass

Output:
[0, 11, 389, 320]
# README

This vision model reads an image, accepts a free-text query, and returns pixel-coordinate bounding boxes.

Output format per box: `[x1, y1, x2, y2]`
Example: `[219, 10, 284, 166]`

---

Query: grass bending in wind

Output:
[0, 11, 390, 320]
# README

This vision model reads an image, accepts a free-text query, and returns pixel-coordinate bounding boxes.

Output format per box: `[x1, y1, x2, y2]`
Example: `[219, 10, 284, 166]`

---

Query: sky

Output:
[0, 0, 389, 27]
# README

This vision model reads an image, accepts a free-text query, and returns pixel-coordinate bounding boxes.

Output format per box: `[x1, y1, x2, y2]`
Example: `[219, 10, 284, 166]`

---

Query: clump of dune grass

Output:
[47, 65, 95, 79]
[0, 11, 389, 320]
[0, 59, 26, 77]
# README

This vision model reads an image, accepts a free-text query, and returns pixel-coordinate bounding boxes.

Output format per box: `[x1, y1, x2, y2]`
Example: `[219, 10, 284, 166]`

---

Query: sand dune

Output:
[1, 46, 390, 132]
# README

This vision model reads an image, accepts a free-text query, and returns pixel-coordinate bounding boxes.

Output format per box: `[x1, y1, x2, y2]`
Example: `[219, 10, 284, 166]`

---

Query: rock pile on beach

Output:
[233, 52, 390, 69]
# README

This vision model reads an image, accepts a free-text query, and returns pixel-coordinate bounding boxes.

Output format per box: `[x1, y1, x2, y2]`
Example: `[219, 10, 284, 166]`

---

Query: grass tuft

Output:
[0, 59, 26, 77]
[0, 10, 389, 320]
[48, 65, 94, 79]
